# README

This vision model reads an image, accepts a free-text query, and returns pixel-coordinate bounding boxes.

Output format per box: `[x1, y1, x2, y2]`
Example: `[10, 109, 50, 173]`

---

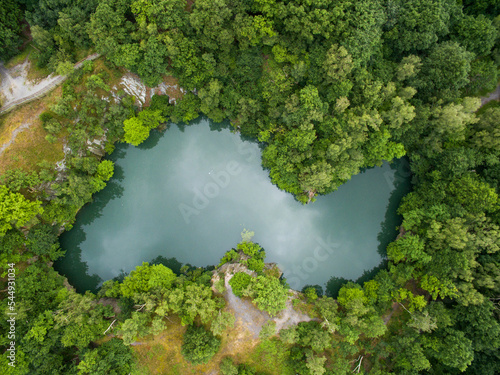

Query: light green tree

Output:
[123, 109, 165, 146]
[0, 185, 43, 236]
[120, 263, 176, 298]
[210, 311, 235, 336]
[245, 275, 288, 316]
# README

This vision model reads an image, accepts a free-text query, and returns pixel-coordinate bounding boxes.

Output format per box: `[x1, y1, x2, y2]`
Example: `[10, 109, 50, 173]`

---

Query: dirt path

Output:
[220, 264, 313, 339]
[480, 84, 500, 107]
[224, 274, 271, 339]
[0, 53, 100, 116]
[0, 53, 100, 158]
[0, 121, 32, 157]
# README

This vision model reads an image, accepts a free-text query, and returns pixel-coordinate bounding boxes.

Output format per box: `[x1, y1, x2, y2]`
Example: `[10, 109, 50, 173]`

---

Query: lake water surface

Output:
[56, 118, 411, 292]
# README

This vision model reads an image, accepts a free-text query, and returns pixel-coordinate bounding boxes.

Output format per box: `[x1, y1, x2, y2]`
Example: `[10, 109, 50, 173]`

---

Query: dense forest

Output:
[1, 0, 500, 373]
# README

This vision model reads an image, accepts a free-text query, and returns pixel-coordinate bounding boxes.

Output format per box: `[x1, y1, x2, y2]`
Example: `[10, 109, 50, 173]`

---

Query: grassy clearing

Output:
[5, 44, 97, 83]
[132, 315, 198, 375]
[4, 45, 33, 68]
[0, 86, 64, 174]
[131, 312, 293, 375]
[5, 44, 52, 82]
[0, 56, 124, 177]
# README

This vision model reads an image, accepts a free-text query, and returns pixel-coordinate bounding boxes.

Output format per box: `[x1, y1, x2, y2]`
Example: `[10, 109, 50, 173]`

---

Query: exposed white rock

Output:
[119, 73, 147, 105]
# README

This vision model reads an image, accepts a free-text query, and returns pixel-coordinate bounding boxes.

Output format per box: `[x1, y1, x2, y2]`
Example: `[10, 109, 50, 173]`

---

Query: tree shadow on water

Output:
[149, 255, 184, 275]
[77, 166, 125, 227]
[55, 225, 102, 293]
[173, 116, 205, 132]
[325, 276, 351, 298]
[376, 157, 412, 259]
[53, 163, 127, 294]
[208, 118, 232, 132]
[137, 128, 165, 150]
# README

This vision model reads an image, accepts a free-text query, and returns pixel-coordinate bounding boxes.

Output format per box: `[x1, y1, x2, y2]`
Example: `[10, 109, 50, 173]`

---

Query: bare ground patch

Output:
[0, 86, 64, 173]
[218, 264, 314, 340]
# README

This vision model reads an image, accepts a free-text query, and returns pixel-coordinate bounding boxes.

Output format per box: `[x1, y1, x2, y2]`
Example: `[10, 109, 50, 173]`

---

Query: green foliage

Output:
[384, 0, 452, 53]
[245, 275, 288, 316]
[305, 351, 327, 375]
[325, 277, 350, 298]
[220, 357, 239, 375]
[0, 0, 23, 60]
[229, 272, 253, 298]
[170, 92, 201, 123]
[424, 328, 474, 372]
[27, 0, 98, 68]
[26, 224, 64, 260]
[279, 326, 298, 345]
[96, 160, 114, 181]
[150, 94, 174, 118]
[177, 282, 220, 325]
[77, 338, 134, 375]
[259, 320, 277, 340]
[0, 169, 42, 191]
[393, 288, 427, 313]
[120, 262, 176, 298]
[210, 311, 235, 336]
[336, 283, 387, 343]
[119, 311, 151, 346]
[237, 241, 262, 257]
[219, 249, 239, 266]
[387, 235, 430, 264]
[0, 185, 43, 236]
[214, 278, 226, 294]
[414, 42, 474, 100]
[181, 325, 221, 365]
[53, 291, 109, 348]
[451, 14, 497, 56]
[315, 297, 339, 334]
[2, 0, 500, 373]
[303, 287, 318, 302]
[296, 321, 332, 353]
[123, 109, 165, 146]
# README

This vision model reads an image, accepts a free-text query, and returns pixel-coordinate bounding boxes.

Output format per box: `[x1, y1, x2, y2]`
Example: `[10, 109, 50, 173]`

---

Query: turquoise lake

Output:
[56, 118, 411, 292]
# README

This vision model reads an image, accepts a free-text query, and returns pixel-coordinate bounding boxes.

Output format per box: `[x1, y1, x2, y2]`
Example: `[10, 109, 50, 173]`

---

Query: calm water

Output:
[56, 118, 411, 292]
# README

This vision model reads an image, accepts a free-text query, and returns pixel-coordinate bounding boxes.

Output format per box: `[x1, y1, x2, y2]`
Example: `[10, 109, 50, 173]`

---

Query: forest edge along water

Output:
[55, 118, 411, 294]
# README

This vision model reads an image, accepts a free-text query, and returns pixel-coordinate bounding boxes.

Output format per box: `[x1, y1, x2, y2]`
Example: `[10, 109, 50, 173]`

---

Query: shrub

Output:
[219, 249, 239, 266]
[279, 326, 298, 344]
[220, 357, 238, 375]
[247, 257, 265, 273]
[181, 325, 220, 365]
[247, 276, 288, 316]
[259, 321, 277, 340]
[303, 287, 318, 302]
[215, 278, 226, 294]
[229, 272, 252, 297]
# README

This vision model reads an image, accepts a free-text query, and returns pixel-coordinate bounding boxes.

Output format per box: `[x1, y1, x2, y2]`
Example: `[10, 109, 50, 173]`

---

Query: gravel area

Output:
[219, 263, 313, 339]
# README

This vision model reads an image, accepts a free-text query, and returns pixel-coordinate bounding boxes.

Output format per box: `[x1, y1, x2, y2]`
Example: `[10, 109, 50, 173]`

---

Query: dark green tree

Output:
[181, 325, 221, 365]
